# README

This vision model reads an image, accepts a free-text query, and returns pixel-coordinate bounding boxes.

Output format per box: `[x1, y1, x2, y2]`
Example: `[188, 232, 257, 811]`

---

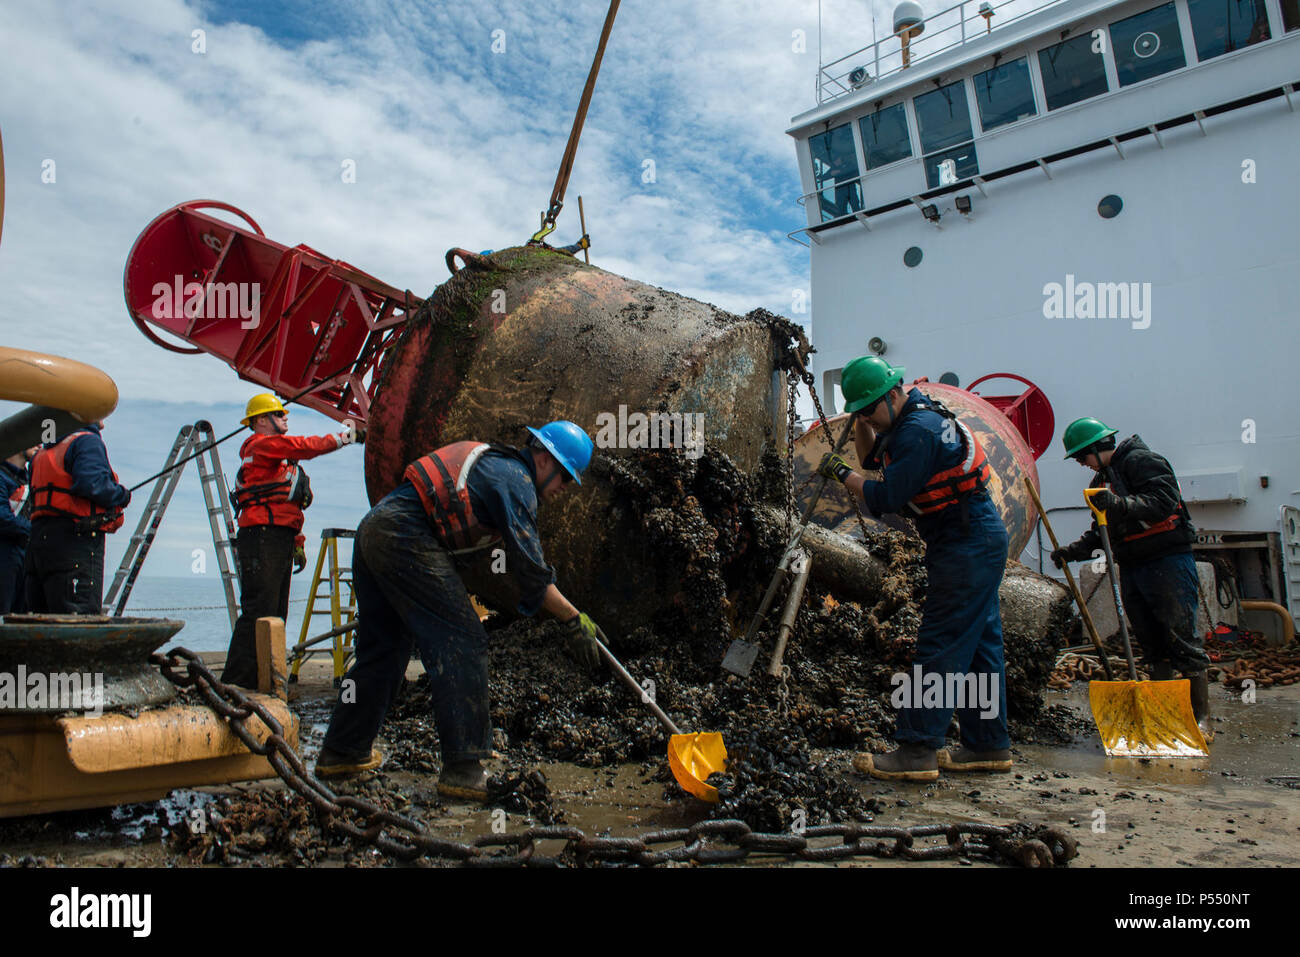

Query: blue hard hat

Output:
[526, 420, 594, 485]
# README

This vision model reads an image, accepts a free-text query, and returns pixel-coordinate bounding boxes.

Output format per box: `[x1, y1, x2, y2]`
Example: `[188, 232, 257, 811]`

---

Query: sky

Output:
[0, 0, 1032, 580]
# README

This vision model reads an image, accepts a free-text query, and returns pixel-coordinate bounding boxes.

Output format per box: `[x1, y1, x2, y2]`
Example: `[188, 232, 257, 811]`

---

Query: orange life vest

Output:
[404, 442, 503, 552]
[883, 412, 992, 517]
[7, 481, 26, 516]
[29, 432, 125, 533]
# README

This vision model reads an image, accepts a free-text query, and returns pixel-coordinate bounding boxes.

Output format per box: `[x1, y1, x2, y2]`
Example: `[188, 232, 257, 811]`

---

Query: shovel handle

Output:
[1024, 479, 1114, 681]
[594, 637, 681, 735]
[1084, 487, 1109, 526]
[1094, 523, 1139, 680]
[768, 551, 812, 676]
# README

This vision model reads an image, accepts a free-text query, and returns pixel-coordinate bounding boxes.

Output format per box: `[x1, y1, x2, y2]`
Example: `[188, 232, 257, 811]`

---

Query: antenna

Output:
[893, 1, 925, 69]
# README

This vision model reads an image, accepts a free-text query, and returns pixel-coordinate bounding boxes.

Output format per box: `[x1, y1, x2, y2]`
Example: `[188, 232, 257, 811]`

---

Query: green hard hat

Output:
[1062, 417, 1118, 458]
[841, 356, 905, 413]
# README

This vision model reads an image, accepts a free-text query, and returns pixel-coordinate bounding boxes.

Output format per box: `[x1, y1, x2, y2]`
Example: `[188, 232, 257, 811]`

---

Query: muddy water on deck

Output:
[483, 681, 1300, 867]
[3, 673, 1294, 867]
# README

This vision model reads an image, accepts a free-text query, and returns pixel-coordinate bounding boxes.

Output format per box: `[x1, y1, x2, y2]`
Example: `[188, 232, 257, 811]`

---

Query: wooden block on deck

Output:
[255, 617, 288, 700]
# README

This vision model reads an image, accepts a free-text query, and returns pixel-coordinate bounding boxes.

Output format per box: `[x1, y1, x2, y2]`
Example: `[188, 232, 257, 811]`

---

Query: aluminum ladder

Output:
[105, 421, 241, 627]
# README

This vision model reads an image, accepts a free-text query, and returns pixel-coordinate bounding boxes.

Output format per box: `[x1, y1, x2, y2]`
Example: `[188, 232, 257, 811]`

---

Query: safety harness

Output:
[231, 460, 312, 521]
[1102, 464, 1191, 544]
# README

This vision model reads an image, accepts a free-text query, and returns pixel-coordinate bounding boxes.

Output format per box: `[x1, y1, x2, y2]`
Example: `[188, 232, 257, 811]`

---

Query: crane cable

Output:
[529, 0, 620, 245]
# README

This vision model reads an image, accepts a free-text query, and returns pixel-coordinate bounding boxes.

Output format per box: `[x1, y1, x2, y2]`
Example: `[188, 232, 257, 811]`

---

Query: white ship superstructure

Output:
[786, 0, 1300, 632]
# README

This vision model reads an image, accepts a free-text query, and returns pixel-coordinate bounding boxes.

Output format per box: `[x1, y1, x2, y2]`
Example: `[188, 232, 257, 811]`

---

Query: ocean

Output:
[118, 575, 324, 654]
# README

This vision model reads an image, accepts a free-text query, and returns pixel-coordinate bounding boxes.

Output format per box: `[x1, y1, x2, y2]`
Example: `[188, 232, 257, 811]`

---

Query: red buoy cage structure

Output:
[124, 201, 423, 425]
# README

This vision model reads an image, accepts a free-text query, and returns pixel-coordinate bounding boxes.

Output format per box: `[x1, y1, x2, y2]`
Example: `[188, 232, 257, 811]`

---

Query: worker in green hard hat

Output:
[818, 356, 1011, 781]
[1052, 417, 1211, 739]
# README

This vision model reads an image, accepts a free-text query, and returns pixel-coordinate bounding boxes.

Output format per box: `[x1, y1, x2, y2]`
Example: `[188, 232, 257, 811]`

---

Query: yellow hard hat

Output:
[242, 393, 288, 425]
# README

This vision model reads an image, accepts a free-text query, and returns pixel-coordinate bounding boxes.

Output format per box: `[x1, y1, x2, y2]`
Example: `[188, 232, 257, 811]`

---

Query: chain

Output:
[784, 369, 800, 541]
[130, 597, 309, 613]
[149, 647, 1076, 867]
[799, 368, 872, 543]
[776, 663, 792, 719]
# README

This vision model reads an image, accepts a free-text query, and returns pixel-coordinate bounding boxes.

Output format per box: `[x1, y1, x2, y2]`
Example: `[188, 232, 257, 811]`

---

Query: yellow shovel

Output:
[1084, 488, 1208, 758]
[594, 637, 728, 802]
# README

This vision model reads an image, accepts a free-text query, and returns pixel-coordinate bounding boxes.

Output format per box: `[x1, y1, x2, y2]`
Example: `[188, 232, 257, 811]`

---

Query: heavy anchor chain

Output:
[797, 358, 873, 543]
[149, 648, 1077, 867]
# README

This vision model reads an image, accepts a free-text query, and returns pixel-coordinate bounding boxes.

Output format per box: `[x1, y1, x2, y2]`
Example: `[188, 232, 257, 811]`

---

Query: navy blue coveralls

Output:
[323, 446, 556, 763]
[0, 459, 31, 614]
[859, 389, 1011, 751]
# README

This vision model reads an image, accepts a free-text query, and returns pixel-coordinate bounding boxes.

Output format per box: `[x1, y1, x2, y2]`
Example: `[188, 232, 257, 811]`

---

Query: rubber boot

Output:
[938, 746, 1012, 773]
[852, 743, 938, 782]
[1187, 672, 1213, 744]
[315, 746, 384, 778]
[438, 760, 491, 802]
[1151, 661, 1175, 681]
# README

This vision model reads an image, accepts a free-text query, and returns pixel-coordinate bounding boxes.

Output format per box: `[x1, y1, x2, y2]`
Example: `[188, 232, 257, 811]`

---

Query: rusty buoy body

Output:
[791, 381, 1040, 555]
[364, 246, 792, 629]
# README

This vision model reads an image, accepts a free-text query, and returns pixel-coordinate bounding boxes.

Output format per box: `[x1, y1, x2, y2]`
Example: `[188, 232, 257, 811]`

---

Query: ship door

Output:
[1282, 506, 1300, 635]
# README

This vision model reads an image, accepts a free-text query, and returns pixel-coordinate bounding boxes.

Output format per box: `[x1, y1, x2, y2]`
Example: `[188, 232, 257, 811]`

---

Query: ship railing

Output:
[817, 0, 1066, 104]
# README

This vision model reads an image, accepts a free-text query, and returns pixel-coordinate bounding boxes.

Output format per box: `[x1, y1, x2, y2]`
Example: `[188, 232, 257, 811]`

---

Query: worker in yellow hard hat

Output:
[220, 394, 364, 689]
[240, 393, 288, 425]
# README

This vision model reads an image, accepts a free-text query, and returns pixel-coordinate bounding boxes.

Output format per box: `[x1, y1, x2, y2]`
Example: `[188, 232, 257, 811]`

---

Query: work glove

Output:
[1088, 488, 1123, 517]
[817, 451, 853, 484]
[1050, 546, 1071, 569]
[293, 544, 307, 574]
[562, 612, 604, 673]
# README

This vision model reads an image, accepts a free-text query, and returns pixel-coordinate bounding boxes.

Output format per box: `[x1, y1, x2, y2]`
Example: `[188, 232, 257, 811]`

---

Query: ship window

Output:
[1284, 0, 1300, 31]
[1187, 0, 1271, 59]
[914, 81, 980, 187]
[1037, 34, 1108, 110]
[1111, 3, 1187, 86]
[915, 81, 975, 153]
[858, 103, 912, 169]
[974, 57, 1037, 131]
[809, 123, 863, 222]
[922, 144, 980, 188]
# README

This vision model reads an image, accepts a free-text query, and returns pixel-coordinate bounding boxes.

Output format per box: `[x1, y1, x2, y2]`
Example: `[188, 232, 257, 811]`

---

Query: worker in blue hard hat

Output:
[817, 356, 1011, 781]
[317, 420, 602, 802]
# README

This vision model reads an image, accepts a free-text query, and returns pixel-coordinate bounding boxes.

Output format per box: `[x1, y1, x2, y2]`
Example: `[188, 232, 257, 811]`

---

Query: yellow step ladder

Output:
[288, 528, 357, 686]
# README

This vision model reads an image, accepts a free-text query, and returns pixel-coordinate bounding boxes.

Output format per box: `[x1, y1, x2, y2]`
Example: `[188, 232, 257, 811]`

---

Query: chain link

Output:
[148, 647, 1077, 868]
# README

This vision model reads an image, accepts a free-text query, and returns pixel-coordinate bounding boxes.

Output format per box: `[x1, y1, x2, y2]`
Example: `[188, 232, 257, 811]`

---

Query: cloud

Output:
[1, 0, 831, 410]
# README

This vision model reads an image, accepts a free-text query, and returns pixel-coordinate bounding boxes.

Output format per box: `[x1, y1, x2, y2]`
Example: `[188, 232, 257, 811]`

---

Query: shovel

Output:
[594, 636, 727, 802]
[722, 415, 856, 676]
[1084, 488, 1208, 758]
